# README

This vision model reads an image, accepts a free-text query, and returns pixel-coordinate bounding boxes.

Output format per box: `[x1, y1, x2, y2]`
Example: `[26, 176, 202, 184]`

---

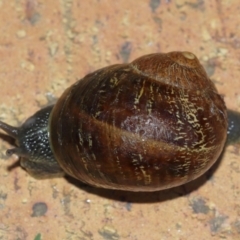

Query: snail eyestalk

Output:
[0, 120, 22, 157]
[0, 120, 19, 138]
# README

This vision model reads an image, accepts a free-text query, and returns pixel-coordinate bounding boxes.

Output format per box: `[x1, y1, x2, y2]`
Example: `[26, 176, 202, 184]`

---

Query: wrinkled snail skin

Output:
[0, 51, 229, 191]
[226, 109, 240, 144]
[0, 105, 64, 178]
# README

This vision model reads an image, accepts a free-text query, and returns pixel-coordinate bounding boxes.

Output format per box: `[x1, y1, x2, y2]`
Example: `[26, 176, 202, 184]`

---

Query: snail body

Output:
[0, 51, 228, 191]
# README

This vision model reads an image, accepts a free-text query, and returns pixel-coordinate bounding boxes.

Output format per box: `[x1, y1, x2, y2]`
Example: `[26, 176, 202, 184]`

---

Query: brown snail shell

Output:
[0, 51, 228, 191]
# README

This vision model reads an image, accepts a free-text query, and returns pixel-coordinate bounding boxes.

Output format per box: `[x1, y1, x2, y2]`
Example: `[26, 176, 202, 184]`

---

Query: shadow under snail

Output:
[0, 51, 240, 192]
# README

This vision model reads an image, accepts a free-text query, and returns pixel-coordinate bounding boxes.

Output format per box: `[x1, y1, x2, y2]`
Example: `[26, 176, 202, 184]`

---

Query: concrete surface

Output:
[0, 1, 240, 239]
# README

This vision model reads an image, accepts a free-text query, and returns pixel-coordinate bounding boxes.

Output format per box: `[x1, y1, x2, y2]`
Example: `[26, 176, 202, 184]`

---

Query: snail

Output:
[0, 51, 239, 192]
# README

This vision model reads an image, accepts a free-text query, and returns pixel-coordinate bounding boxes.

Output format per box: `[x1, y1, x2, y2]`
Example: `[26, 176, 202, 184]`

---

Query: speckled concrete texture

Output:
[0, 0, 240, 239]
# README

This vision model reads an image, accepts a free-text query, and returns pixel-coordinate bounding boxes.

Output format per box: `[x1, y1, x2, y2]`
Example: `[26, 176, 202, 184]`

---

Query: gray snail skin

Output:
[0, 51, 233, 192]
